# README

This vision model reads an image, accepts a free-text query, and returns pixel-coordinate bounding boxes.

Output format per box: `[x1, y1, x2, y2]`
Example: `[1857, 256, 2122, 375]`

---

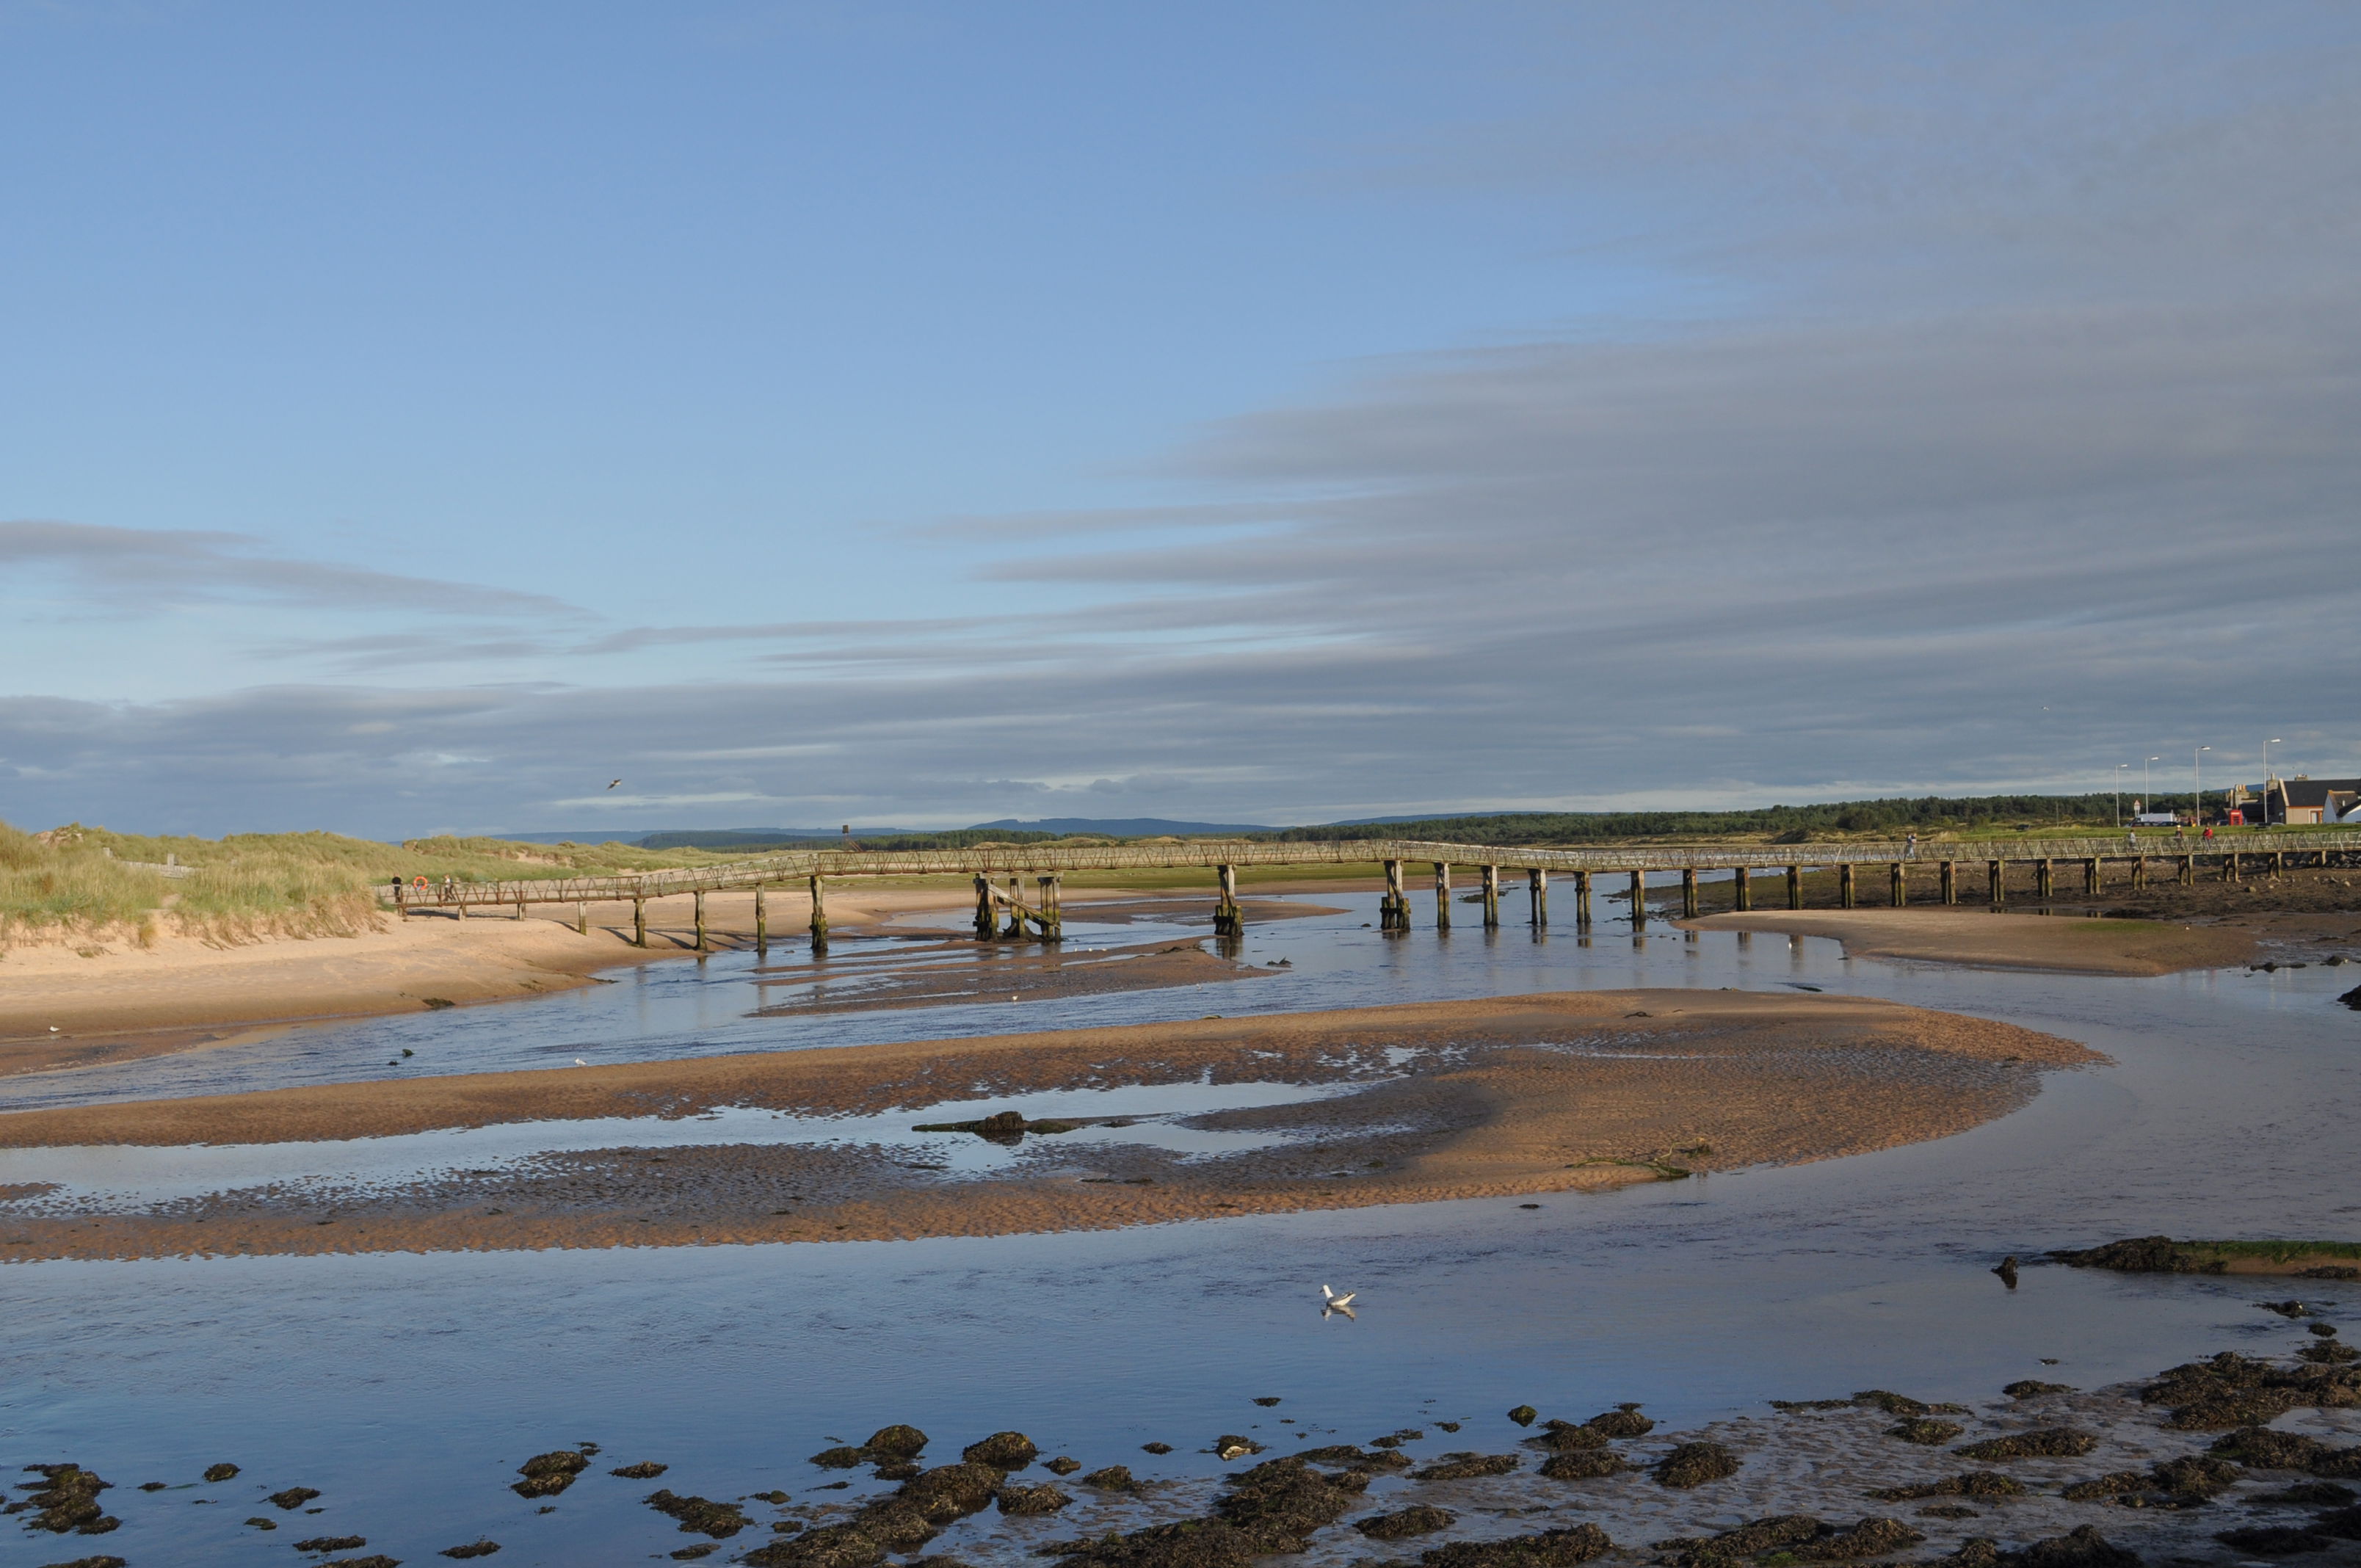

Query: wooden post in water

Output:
[2130, 856, 2146, 890]
[1940, 860, 1956, 904]
[1680, 867, 1697, 918]
[974, 874, 996, 940]
[2036, 859, 2053, 901]
[1432, 863, 1452, 932]
[514, 896, 524, 920]
[2223, 852, 2239, 884]
[1629, 869, 1648, 928]
[576, 902, 589, 936]
[1213, 863, 1240, 937]
[1481, 865, 1501, 929]
[1839, 863, 1856, 909]
[753, 887, 767, 950]
[1380, 860, 1407, 930]
[1890, 863, 1907, 907]
[810, 875, 830, 953]
[1786, 864, 1803, 910]
[1988, 860, 2004, 905]
[2180, 854, 2194, 886]
[1004, 875, 1027, 939]
[1528, 868, 1547, 927]
[1732, 867, 1752, 911]
[2272, 851, 2285, 876]
[694, 890, 708, 951]
[1574, 870, 1592, 925]
[2084, 858, 2100, 896]
[633, 899, 646, 947]
[1039, 875, 1064, 942]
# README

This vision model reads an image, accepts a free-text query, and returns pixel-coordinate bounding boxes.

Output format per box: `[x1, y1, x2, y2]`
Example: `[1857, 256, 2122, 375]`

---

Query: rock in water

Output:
[1655, 1442, 1741, 1488]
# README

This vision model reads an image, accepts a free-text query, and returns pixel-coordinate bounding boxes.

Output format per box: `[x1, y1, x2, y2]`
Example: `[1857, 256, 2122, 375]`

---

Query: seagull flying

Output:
[606, 779, 622, 790]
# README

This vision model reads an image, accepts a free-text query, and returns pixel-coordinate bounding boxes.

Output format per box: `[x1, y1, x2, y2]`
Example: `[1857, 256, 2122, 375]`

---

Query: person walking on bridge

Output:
[1904, 831, 1918, 860]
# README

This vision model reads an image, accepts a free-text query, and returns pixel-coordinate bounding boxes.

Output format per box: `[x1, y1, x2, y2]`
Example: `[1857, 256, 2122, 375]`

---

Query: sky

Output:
[4, 1, 2357, 838]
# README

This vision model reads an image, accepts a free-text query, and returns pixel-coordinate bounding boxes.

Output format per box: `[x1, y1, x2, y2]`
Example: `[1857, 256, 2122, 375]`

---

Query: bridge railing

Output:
[387, 830, 2360, 909]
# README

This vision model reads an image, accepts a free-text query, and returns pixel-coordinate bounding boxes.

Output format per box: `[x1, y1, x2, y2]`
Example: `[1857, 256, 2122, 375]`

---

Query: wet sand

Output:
[0, 989, 2094, 1260]
[1684, 910, 2257, 976]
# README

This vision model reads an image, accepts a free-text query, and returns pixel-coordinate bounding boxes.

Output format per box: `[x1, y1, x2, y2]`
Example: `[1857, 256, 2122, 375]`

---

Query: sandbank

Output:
[0, 988, 2095, 1260]
[1683, 909, 2255, 976]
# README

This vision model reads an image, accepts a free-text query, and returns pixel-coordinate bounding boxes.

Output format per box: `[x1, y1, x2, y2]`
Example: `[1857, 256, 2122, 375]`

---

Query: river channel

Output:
[1, 891, 2354, 1566]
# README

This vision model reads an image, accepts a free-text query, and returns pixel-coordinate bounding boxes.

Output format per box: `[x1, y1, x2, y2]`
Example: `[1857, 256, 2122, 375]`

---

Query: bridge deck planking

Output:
[389, 832, 2361, 910]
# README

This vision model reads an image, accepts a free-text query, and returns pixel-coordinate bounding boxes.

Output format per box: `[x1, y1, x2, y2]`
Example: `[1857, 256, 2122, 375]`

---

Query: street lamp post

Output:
[2195, 745, 2211, 824]
[2144, 757, 2160, 819]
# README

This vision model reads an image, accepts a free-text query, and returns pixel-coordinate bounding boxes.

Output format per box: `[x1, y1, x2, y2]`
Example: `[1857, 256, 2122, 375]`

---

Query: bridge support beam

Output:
[2085, 858, 2100, 896]
[694, 890, 708, 951]
[1528, 868, 1547, 927]
[633, 898, 646, 947]
[1211, 864, 1241, 937]
[1379, 860, 1407, 931]
[577, 901, 589, 936]
[1574, 871, 1592, 926]
[753, 887, 766, 950]
[2036, 859, 2053, 901]
[1988, 860, 2004, 905]
[1839, 864, 1856, 909]
[1787, 864, 1803, 910]
[1433, 863, 1452, 932]
[810, 875, 830, 953]
[2130, 856, 2146, 890]
[2224, 853, 2239, 884]
[1890, 862, 1907, 907]
[2180, 854, 2195, 886]
[1038, 875, 1065, 942]
[1004, 875, 1028, 938]
[514, 896, 525, 921]
[1940, 861, 1956, 904]
[974, 875, 996, 940]
[1732, 868, 1752, 911]
[1481, 865, 1501, 929]
[1630, 869, 1648, 928]
[1680, 867, 1697, 918]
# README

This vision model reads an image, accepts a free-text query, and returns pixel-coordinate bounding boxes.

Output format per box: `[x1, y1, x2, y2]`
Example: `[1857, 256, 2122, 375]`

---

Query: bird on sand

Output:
[606, 779, 622, 790]
[574, 1058, 589, 1067]
[1321, 1284, 1357, 1309]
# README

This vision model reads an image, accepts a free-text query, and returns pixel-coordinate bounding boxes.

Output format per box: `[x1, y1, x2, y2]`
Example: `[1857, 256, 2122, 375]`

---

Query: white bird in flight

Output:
[606, 779, 623, 790]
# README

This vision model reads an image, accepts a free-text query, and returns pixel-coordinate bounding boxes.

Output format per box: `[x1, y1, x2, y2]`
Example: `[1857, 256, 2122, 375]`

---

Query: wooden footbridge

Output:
[390, 832, 2360, 951]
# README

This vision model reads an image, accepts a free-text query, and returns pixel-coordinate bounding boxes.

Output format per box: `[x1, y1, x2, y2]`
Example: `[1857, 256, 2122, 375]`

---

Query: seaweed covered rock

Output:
[2299, 1340, 2360, 1365]
[2211, 1525, 2331, 1557]
[11, 1464, 117, 1535]
[1211, 1455, 1371, 1551]
[2253, 1483, 2356, 1507]
[2150, 1454, 2241, 1498]
[1656, 1514, 1824, 1562]
[1954, 1429, 2098, 1461]
[2059, 1473, 2150, 1502]
[1852, 1391, 1933, 1418]
[810, 1446, 871, 1470]
[611, 1461, 670, 1479]
[316, 1557, 400, 1568]
[2002, 1382, 2075, 1400]
[440, 1542, 503, 1560]
[268, 1485, 322, 1509]
[1538, 1451, 1625, 1481]
[294, 1537, 369, 1553]
[2012, 1525, 2141, 1568]
[202, 1462, 241, 1483]
[1868, 1473, 2025, 1501]
[645, 1490, 751, 1539]
[1583, 1404, 1654, 1438]
[1506, 1406, 1538, 1427]
[1655, 1442, 1740, 1489]
[963, 1432, 1040, 1471]
[2213, 1428, 2329, 1470]
[1890, 1420, 1965, 1445]
[867, 1425, 929, 1458]
[1356, 1505, 1455, 1541]
[1417, 1522, 1614, 1568]
[1044, 1517, 1261, 1568]
[1081, 1466, 1139, 1492]
[2315, 1505, 2361, 1539]
[512, 1450, 590, 1498]
[1294, 1445, 1408, 1472]
[998, 1482, 1072, 1515]
[901, 1464, 1005, 1523]
[1410, 1453, 1518, 1481]
[1045, 1457, 1082, 1476]
[1214, 1436, 1268, 1460]
[1794, 1517, 1924, 1560]
[743, 1520, 890, 1568]
[40, 1557, 129, 1568]
[2050, 1236, 2222, 1274]
[1531, 1423, 1608, 1452]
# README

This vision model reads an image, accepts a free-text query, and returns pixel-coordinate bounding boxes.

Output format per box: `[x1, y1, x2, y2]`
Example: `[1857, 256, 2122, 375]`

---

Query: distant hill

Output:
[966, 816, 1274, 835]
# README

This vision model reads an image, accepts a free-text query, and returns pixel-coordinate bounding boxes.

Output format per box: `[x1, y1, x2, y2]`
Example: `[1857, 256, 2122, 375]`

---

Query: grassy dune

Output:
[0, 821, 741, 947]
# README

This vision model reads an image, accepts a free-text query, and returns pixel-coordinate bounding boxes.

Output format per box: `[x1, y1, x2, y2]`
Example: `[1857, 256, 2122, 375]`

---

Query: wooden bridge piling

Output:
[1629, 869, 1648, 928]
[1987, 860, 2004, 906]
[1528, 868, 1547, 927]
[1039, 874, 1065, 941]
[1380, 859, 1407, 931]
[1574, 870, 1592, 925]
[1940, 860, 1956, 904]
[1839, 863, 1857, 909]
[1680, 867, 1698, 918]
[2035, 859, 2053, 901]
[974, 875, 996, 940]
[576, 901, 588, 936]
[810, 875, 830, 953]
[633, 899, 646, 947]
[753, 887, 767, 950]
[1481, 864, 1501, 929]
[1213, 863, 1241, 937]
[1732, 867, 1752, 911]
[1890, 862, 1907, 907]
[694, 890, 708, 951]
[1786, 864, 1803, 910]
[1433, 863, 1452, 932]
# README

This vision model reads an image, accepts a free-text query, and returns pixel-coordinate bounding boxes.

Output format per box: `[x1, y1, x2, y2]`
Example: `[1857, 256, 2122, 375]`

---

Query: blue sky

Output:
[5, 3, 2357, 835]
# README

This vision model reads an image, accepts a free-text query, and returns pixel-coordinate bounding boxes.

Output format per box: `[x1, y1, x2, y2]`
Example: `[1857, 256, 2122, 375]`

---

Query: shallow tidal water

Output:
[2, 892, 2357, 1565]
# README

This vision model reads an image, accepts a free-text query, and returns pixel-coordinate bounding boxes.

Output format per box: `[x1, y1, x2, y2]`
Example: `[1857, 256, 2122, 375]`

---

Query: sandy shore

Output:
[1683, 909, 2257, 976]
[0, 988, 2094, 1260]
